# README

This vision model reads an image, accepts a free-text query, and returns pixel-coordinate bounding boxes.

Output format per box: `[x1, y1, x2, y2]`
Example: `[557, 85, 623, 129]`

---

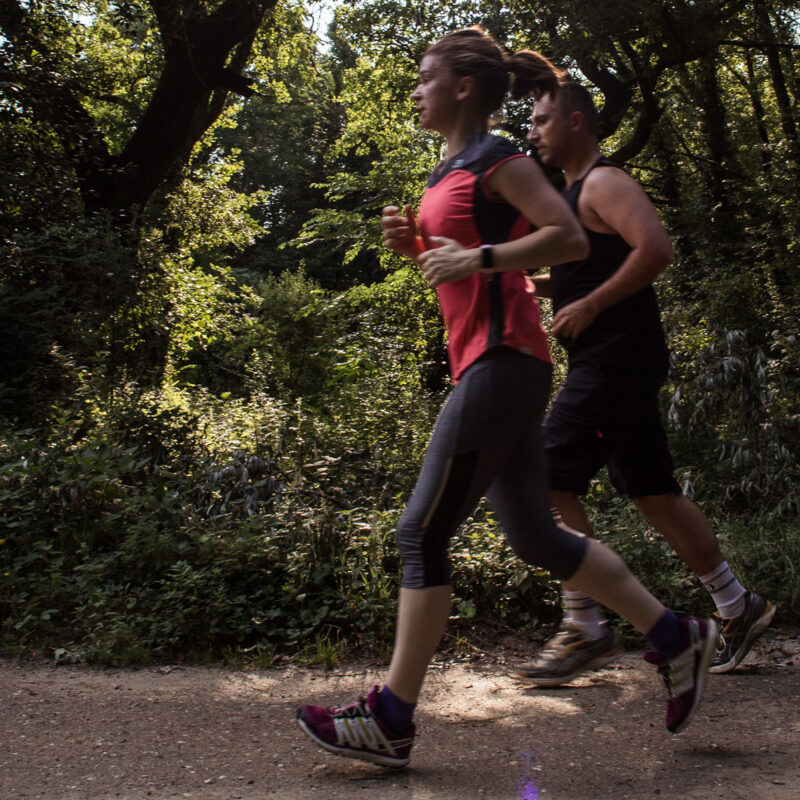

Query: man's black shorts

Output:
[543, 363, 682, 499]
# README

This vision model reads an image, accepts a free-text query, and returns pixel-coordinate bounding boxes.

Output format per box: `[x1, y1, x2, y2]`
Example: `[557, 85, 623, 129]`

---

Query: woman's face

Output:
[411, 54, 462, 133]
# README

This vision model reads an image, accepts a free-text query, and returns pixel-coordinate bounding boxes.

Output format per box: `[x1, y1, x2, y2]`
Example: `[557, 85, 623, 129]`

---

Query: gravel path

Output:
[2, 628, 798, 799]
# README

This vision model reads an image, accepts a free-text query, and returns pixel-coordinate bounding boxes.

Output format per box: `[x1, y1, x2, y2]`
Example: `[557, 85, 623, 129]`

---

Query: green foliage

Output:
[182, 269, 332, 402]
[0, 401, 406, 662]
[2, 0, 800, 666]
[565, 477, 800, 632]
[0, 257, 566, 664]
[0, 400, 566, 664]
[320, 266, 447, 474]
[665, 324, 800, 521]
[218, 1, 353, 286]
[449, 503, 563, 631]
[721, 518, 800, 616]
[0, 217, 138, 418]
[582, 483, 702, 617]
[0, 257, 448, 661]
[79, 3, 162, 153]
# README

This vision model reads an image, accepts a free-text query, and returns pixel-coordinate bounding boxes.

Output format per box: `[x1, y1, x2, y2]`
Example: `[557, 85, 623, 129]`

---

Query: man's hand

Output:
[552, 295, 601, 339]
[417, 237, 480, 287]
[382, 204, 423, 260]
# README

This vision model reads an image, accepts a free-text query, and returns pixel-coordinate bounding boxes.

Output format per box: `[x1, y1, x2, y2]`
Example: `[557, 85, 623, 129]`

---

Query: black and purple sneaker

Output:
[296, 685, 415, 768]
[644, 615, 717, 734]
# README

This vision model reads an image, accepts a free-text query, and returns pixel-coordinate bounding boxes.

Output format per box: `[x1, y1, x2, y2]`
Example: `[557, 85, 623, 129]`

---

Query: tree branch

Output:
[109, 0, 277, 214]
[610, 74, 661, 165]
[574, 57, 635, 142]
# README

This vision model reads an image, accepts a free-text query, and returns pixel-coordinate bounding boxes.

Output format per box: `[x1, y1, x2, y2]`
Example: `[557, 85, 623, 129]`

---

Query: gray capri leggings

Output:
[397, 346, 588, 588]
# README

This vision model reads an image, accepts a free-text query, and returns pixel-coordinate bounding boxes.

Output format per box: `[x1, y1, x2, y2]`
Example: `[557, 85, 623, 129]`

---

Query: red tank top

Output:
[418, 133, 551, 380]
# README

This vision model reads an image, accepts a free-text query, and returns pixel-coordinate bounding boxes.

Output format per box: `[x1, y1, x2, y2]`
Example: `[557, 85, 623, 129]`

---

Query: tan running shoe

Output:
[516, 621, 621, 687]
[709, 592, 776, 674]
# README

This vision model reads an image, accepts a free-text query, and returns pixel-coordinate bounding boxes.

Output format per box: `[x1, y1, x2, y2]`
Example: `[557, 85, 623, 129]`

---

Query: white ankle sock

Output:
[699, 560, 746, 619]
[563, 590, 605, 640]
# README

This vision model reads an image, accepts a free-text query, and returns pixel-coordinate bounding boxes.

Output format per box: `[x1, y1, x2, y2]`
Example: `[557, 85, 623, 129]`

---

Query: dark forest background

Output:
[1, 0, 798, 666]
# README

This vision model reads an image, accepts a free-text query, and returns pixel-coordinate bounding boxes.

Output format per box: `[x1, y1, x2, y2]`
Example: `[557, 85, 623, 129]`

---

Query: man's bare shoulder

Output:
[581, 162, 645, 199]
[579, 162, 669, 246]
[579, 164, 655, 224]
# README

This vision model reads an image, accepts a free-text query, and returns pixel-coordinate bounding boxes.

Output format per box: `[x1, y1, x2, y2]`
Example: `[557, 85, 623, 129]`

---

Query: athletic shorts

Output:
[543, 363, 682, 499]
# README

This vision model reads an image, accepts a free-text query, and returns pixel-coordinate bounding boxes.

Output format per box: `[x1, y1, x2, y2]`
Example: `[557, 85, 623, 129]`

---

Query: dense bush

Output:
[0, 399, 559, 664]
[568, 474, 800, 642]
[4, 375, 796, 668]
[2, 259, 798, 665]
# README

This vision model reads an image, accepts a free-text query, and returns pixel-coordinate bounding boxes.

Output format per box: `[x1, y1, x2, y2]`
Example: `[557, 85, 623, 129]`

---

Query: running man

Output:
[517, 82, 774, 686]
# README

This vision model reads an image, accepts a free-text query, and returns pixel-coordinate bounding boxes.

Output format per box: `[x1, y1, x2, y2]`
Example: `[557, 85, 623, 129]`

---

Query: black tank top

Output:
[551, 157, 669, 371]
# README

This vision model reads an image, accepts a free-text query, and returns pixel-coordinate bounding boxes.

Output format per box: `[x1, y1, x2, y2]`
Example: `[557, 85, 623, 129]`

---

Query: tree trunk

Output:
[650, 120, 696, 265]
[0, 0, 277, 225]
[695, 54, 738, 228]
[754, 0, 800, 167]
[743, 50, 773, 176]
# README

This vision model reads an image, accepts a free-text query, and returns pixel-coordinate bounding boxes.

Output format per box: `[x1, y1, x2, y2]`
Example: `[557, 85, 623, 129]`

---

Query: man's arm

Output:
[552, 166, 673, 340]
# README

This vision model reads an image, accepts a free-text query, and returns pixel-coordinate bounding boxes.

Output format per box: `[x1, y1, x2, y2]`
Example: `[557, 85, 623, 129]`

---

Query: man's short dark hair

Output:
[557, 81, 599, 137]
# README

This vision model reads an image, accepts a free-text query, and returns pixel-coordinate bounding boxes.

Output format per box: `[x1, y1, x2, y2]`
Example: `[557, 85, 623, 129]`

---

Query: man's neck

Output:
[562, 145, 603, 187]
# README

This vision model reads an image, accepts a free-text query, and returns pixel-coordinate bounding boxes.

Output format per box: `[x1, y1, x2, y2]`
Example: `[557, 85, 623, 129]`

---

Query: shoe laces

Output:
[332, 697, 369, 720]
[546, 624, 582, 649]
[331, 698, 411, 753]
[331, 699, 385, 748]
[658, 654, 694, 698]
[532, 634, 575, 663]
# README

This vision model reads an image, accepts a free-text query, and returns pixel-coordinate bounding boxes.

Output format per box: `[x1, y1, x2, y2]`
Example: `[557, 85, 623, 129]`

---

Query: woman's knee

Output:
[396, 514, 449, 588]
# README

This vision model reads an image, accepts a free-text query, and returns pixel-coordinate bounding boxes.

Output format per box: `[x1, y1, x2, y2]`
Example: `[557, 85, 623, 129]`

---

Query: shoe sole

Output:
[295, 715, 410, 769]
[669, 619, 717, 735]
[708, 603, 776, 674]
[516, 648, 622, 687]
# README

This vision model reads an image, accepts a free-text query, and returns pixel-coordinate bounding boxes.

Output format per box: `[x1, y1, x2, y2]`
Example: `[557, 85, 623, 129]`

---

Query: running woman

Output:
[295, 28, 717, 770]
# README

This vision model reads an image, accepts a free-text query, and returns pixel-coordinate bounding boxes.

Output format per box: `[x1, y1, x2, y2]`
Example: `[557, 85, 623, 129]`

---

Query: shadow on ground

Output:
[1, 629, 798, 799]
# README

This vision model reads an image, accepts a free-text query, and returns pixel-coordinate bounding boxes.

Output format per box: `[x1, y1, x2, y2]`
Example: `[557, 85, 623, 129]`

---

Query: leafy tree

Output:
[1, 0, 277, 223]
[0, 0, 280, 415]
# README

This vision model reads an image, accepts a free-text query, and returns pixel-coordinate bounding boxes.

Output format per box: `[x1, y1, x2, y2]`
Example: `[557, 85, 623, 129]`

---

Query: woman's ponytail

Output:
[424, 31, 563, 113]
[509, 50, 563, 101]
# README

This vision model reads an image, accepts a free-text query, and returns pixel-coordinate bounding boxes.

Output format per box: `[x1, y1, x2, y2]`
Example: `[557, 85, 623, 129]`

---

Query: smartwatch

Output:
[480, 243, 494, 273]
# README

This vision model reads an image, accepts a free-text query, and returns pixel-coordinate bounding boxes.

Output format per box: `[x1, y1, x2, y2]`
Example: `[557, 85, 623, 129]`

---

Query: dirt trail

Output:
[2, 628, 799, 800]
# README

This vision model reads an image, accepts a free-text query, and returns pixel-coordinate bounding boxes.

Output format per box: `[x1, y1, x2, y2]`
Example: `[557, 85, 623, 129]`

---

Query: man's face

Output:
[527, 93, 570, 168]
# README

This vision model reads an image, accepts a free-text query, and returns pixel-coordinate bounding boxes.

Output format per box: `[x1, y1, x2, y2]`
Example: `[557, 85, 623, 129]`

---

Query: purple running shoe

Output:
[644, 615, 717, 734]
[296, 685, 414, 768]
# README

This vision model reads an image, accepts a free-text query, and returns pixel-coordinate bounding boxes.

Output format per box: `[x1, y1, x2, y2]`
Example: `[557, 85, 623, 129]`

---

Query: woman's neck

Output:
[443, 119, 487, 159]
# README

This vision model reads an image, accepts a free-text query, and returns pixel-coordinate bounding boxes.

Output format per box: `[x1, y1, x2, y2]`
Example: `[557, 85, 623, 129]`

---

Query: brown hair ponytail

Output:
[425, 29, 562, 114]
[509, 50, 563, 101]
[425, 26, 509, 116]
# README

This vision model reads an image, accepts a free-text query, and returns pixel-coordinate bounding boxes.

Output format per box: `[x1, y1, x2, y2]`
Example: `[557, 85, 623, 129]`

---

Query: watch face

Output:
[481, 244, 494, 271]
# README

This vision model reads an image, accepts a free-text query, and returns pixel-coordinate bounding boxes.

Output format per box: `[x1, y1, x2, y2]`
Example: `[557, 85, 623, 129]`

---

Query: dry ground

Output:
[2, 628, 799, 800]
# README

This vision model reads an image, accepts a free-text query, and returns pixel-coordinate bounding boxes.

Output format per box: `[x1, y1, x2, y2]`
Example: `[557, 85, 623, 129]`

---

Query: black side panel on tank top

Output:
[551, 157, 668, 371]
